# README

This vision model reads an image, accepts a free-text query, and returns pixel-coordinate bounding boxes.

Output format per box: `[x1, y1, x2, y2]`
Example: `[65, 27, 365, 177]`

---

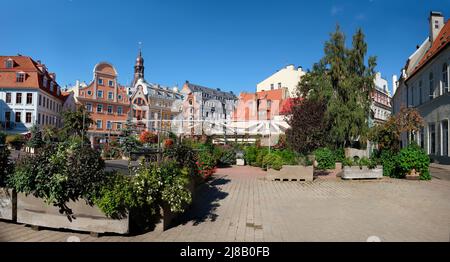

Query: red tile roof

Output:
[408, 19, 450, 79]
[0, 55, 64, 101]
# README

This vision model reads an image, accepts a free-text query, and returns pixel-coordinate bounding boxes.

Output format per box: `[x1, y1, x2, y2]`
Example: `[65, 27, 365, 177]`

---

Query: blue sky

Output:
[1, 0, 449, 94]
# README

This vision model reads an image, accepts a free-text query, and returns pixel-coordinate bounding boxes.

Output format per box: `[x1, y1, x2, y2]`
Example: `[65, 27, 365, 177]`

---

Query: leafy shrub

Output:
[6, 135, 24, 149]
[244, 146, 258, 166]
[164, 142, 198, 178]
[342, 157, 354, 167]
[0, 145, 13, 186]
[139, 131, 158, 144]
[396, 144, 431, 180]
[333, 148, 345, 163]
[94, 173, 133, 219]
[314, 148, 335, 170]
[0, 132, 7, 144]
[8, 141, 107, 217]
[262, 153, 284, 171]
[218, 147, 236, 167]
[379, 150, 397, 177]
[27, 125, 44, 149]
[255, 148, 269, 167]
[274, 149, 299, 165]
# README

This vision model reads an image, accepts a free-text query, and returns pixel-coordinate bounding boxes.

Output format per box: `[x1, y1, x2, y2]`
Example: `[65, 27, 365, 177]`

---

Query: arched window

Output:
[429, 72, 434, 99]
[443, 63, 449, 93]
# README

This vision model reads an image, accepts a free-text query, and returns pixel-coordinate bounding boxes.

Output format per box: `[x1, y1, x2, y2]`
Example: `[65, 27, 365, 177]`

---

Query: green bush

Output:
[6, 135, 24, 149]
[0, 132, 6, 144]
[94, 173, 133, 219]
[380, 150, 397, 177]
[314, 148, 335, 170]
[342, 157, 354, 167]
[244, 145, 258, 166]
[8, 140, 107, 217]
[0, 145, 13, 186]
[262, 153, 284, 171]
[332, 148, 345, 163]
[255, 148, 269, 167]
[274, 149, 299, 165]
[396, 144, 431, 180]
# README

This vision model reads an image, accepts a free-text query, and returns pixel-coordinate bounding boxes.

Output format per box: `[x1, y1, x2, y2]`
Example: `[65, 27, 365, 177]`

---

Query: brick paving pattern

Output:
[1, 166, 449, 242]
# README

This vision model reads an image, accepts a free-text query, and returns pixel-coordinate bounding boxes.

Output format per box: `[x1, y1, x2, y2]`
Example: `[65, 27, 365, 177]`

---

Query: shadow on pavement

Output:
[172, 175, 230, 227]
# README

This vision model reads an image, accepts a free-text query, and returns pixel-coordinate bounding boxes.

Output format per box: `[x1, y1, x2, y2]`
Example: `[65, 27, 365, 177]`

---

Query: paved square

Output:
[1, 166, 449, 242]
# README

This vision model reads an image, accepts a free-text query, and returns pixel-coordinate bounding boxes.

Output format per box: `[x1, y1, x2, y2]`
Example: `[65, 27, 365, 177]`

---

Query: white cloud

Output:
[331, 6, 343, 16]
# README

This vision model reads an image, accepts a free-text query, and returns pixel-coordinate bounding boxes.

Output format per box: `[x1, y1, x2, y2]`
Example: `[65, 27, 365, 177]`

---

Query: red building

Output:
[73, 62, 130, 146]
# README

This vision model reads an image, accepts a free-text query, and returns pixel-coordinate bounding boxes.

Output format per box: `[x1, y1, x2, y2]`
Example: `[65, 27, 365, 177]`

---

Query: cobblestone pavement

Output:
[1, 166, 450, 242]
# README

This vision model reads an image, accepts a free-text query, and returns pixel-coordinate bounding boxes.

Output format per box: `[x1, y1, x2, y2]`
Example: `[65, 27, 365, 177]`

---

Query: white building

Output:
[371, 72, 392, 125]
[0, 56, 66, 134]
[256, 64, 306, 97]
[392, 11, 450, 164]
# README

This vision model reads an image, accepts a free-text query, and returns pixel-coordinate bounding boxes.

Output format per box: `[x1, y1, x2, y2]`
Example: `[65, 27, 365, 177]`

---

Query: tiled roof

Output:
[0, 55, 64, 101]
[408, 20, 450, 79]
[186, 82, 237, 100]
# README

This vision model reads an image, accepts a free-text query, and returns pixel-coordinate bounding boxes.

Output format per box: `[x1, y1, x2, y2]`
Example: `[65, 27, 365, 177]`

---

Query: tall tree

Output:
[290, 26, 377, 152]
[61, 106, 93, 138]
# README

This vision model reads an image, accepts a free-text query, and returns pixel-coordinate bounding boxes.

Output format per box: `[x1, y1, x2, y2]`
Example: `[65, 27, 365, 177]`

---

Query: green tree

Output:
[27, 125, 44, 149]
[61, 107, 93, 139]
[297, 26, 377, 149]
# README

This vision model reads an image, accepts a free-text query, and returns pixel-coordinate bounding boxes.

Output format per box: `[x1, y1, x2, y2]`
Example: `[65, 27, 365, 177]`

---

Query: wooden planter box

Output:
[17, 193, 129, 234]
[341, 166, 383, 180]
[267, 165, 314, 182]
[0, 188, 16, 221]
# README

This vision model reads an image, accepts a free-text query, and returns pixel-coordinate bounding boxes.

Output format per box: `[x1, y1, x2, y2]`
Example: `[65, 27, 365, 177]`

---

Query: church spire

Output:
[133, 43, 145, 86]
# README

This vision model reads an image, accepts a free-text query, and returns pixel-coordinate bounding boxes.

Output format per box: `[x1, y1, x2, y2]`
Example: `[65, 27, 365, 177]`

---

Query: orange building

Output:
[233, 88, 288, 121]
[72, 62, 130, 146]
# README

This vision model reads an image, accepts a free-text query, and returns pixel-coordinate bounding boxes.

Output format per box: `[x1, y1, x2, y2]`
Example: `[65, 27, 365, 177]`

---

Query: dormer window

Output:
[50, 82, 54, 92]
[16, 72, 25, 82]
[5, 59, 13, 68]
[57, 87, 61, 96]
[43, 77, 48, 88]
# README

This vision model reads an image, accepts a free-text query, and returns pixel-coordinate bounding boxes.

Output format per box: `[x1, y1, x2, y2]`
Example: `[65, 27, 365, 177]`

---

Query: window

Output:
[117, 123, 122, 130]
[26, 93, 33, 104]
[16, 93, 22, 104]
[429, 123, 436, 155]
[429, 72, 434, 99]
[97, 90, 103, 98]
[97, 104, 103, 113]
[96, 120, 102, 129]
[50, 82, 54, 92]
[442, 120, 449, 156]
[419, 80, 423, 105]
[86, 103, 92, 112]
[443, 63, 449, 93]
[270, 84, 274, 90]
[108, 80, 114, 87]
[142, 111, 146, 119]
[26, 112, 32, 123]
[46, 115, 48, 125]
[98, 78, 103, 85]
[267, 100, 272, 108]
[43, 77, 47, 88]
[38, 113, 41, 125]
[16, 73, 25, 82]
[278, 83, 281, 88]
[87, 90, 92, 96]
[117, 106, 123, 115]
[106, 121, 112, 130]
[107, 105, 113, 114]
[108, 92, 113, 100]
[118, 95, 122, 100]
[5, 59, 13, 68]
[15, 112, 21, 123]
[38, 94, 41, 106]
[6, 93, 11, 103]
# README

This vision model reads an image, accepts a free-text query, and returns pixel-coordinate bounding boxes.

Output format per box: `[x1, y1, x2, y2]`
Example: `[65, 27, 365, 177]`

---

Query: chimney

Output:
[429, 11, 444, 43]
[392, 75, 398, 95]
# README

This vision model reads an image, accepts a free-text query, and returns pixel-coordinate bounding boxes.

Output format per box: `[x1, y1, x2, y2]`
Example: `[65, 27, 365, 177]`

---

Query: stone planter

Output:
[236, 159, 245, 166]
[17, 193, 129, 234]
[0, 188, 16, 221]
[267, 165, 313, 182]
[341, 166, 383, 180]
